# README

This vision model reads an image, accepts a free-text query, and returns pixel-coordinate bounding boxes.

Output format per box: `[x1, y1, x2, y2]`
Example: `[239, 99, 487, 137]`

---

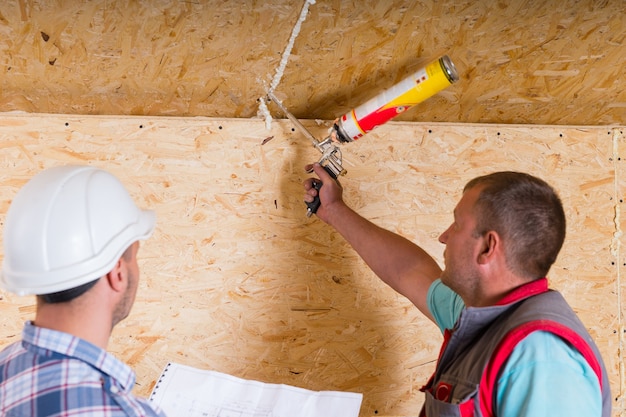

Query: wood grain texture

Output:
[0, 0, 623, 125]
[0, 114, 623, 415]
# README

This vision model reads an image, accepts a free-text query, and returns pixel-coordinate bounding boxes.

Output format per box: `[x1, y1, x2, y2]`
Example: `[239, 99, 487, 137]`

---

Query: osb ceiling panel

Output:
[0, 0, 623, 125]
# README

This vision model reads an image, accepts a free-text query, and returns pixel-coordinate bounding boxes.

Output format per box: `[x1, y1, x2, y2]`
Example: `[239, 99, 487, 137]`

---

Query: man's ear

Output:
[477, 231, 499, 265]
[105, 258, 127, 293]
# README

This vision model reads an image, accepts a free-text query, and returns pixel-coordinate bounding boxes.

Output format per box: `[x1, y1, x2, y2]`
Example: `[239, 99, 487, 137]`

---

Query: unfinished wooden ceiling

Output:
[0, 0, 623, 125]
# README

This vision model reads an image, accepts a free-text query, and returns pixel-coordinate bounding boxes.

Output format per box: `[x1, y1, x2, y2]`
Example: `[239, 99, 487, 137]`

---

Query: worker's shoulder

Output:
[0, 340, 27, 371]
[506, 330, 594, 373]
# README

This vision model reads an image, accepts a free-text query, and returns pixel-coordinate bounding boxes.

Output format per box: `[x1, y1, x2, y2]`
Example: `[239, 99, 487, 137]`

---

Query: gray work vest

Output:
[420, 278, 611, 417]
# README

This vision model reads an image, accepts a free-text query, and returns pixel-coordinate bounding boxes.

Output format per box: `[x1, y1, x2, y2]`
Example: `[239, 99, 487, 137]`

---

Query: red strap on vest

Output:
[478, 319, 604, 417]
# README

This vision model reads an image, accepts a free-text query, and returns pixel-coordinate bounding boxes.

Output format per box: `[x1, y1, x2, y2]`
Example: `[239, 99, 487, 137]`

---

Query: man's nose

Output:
[438, 227, 449, 244]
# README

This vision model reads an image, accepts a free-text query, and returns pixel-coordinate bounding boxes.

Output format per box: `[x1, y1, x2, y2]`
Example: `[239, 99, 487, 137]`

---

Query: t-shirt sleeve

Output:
[496, 331, 603, 417]
[426, 278, 465, 334]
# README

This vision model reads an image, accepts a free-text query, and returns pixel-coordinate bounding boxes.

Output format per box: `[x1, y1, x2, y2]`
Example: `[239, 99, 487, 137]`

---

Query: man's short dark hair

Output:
[464, 171, 566, 279]
[38, 279, 99, 304]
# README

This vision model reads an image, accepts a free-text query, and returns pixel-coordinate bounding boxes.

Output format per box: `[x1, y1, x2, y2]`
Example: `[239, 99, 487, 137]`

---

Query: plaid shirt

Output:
[0, 321, 166, 417]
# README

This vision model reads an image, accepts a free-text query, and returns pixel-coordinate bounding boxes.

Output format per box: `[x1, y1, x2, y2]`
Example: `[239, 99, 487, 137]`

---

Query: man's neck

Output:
[34, 298, 112, 349]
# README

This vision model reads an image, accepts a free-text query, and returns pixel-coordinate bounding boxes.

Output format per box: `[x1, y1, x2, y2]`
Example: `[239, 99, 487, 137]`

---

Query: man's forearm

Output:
[325, 201, 441, 322]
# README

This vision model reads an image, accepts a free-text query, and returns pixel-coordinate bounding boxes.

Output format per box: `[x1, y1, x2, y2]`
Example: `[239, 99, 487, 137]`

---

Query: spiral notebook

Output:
[149, 362, 363, 417]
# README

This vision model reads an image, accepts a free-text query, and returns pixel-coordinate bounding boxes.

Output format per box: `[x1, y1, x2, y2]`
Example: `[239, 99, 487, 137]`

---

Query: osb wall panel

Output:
[0, 114, 624, 416]
[0, 0, 624, 125]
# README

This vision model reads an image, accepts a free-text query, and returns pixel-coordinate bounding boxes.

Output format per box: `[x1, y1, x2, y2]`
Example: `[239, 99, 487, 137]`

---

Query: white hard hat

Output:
[0, 165, 156, 296]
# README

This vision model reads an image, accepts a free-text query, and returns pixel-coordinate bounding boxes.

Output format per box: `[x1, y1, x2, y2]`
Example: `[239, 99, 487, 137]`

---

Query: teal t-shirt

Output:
[427, 279, 602, 416]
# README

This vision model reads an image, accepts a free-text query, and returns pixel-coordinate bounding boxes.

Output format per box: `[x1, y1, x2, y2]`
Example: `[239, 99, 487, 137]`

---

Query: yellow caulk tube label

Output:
[336, 55, 459, 142]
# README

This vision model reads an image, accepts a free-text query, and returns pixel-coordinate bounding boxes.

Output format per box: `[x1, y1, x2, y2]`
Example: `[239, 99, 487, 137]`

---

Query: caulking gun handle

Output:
[306, 165, 337, 217]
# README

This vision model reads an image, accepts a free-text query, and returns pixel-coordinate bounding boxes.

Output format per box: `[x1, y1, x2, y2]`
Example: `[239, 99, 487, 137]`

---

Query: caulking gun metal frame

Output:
[266, 92, 345, 217]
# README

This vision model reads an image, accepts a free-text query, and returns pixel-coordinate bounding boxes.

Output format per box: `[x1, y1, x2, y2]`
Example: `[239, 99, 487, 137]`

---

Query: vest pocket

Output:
[422, 380, 478, 417]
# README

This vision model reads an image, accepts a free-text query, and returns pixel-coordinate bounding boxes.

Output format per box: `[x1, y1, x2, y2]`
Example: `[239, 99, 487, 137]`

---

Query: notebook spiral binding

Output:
[149, 362, 171, 401]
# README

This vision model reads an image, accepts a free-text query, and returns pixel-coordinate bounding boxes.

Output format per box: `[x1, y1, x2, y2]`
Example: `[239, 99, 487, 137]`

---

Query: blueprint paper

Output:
[149, 362, 363, 417]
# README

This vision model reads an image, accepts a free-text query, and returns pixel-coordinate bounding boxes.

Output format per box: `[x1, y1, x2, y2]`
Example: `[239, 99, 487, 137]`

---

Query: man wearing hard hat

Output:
[0, 166, 166, 416]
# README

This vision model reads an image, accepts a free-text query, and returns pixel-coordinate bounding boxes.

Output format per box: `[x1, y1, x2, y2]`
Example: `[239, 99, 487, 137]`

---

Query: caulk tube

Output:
[334, 55, 459, 142]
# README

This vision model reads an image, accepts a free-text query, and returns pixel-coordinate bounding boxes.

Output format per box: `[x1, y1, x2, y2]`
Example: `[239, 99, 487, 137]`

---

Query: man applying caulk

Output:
[304, 163, 611, 416]
[0, 166, 166, 417]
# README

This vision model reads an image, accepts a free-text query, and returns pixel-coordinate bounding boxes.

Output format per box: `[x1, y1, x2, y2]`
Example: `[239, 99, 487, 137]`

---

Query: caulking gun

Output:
[268, 55, 459, 217]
